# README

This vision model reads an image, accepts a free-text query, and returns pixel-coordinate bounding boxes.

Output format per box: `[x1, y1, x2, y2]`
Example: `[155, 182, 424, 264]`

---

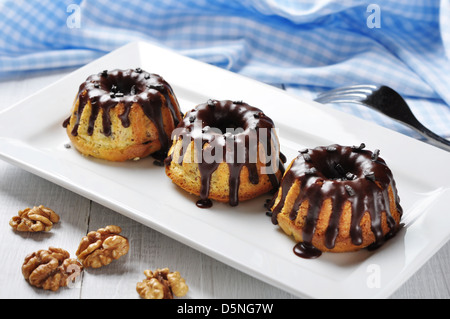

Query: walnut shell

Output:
[136, 268, 188, 299]
[76, 225, 129, 268]
[10, 205, 60, 232]
[22, 247, 83, 291]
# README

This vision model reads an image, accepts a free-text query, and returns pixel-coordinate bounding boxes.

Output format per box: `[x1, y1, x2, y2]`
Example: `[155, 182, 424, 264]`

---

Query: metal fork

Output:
[315, 85, 450, 152]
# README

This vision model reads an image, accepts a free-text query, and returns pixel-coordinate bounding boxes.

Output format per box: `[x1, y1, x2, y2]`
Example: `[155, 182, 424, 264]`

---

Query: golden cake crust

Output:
[165, 140, 281, 203]
[165, 100, 285, 207]
[270, 144, 403, 257]
[63, 69, 182, 162]
[65, 97, 177, 162]
[272, 180, 402, 253]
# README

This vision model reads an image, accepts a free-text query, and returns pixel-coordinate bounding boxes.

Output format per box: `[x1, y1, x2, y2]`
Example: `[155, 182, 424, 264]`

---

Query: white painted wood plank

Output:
[390, 241, 450, 299]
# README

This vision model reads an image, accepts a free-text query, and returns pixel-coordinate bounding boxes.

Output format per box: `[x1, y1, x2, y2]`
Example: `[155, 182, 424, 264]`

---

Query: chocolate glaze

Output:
[165, 100, 285, 207]
[63, 69, 181, 157]
[270, 144, 403, 259]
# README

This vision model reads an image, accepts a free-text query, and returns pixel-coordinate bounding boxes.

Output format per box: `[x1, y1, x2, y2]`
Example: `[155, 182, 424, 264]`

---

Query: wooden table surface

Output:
[1, 68, 449, 299]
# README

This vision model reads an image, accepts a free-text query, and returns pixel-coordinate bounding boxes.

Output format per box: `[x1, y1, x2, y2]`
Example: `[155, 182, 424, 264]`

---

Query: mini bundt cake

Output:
[63, 68, 183, 162]
[165, 100, 286, 208]
[269, 144, 402, 258]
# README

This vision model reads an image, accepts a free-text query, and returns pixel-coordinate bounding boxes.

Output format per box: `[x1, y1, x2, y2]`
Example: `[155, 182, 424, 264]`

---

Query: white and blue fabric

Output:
[1, 0, 449, 139]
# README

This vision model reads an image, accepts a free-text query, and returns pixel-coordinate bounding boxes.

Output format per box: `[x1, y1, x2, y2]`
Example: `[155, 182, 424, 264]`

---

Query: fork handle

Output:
[409, 121, 450, 152]
[375, 111, 450, 152]
[363, 87, 450, 152]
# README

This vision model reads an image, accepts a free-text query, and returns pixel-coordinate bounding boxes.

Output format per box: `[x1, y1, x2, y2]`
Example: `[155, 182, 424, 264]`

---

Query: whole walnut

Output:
[10, 205, 60, 232]
[76, 225, 129, 268]
[136, 268, 189, 299]
[22, 247, 83, 291]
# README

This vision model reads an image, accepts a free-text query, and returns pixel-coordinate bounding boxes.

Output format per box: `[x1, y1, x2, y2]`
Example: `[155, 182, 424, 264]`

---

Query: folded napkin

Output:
[1, 0, 449, 139]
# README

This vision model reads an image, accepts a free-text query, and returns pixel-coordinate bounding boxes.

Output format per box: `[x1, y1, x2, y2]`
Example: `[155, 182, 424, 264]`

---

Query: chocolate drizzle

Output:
[270, 145, 402, 258]
[63, 69, 181, 156]
[165, 100, 285, 207]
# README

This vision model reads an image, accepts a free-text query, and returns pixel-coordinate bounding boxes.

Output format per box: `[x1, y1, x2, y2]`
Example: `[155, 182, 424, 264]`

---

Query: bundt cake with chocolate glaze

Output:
[165, 100, 286, 208]
[269, 144, 402, 258]
[63, 68, 183, 162]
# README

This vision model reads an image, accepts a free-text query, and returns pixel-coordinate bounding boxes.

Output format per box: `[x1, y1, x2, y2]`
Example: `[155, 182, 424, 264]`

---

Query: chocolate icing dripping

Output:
[63, 69, 181, 156]
[165, 100, 285, 207]
[271, 145, 402, 259]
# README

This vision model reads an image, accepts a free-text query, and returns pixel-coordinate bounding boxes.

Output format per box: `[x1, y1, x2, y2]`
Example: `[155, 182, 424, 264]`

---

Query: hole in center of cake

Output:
[214, 119, 247, 135]
[109, 77, 142, 96]
[320, 161, 358, 181]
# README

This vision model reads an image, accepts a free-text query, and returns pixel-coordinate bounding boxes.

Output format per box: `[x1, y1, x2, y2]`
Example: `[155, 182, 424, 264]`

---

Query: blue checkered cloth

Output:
[1, 0, 449, 139]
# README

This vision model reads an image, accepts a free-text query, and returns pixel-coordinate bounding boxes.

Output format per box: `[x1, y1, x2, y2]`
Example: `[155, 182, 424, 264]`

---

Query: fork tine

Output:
[320, 84, 378, 94]
[315, 85, 378, 100]
[319, 88, 372, 97]
[314, 94, 367, 104]
[315, 84, 450, 152]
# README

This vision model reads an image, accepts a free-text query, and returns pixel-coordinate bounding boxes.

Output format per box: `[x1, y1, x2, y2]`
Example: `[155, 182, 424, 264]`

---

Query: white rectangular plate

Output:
[1, 41, 450, 299]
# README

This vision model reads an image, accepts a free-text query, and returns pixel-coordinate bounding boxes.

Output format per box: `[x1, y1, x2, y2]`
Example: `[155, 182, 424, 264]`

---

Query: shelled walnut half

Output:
[136, 268, 189, 299]
[76, 225, 129, 268]
[10, 205, 60, 232]
[22, 247, 83, 291]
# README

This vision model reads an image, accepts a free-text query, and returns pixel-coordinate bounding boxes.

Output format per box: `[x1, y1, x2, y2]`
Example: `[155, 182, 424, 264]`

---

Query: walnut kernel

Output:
[22, 247, 83, 291]
[136, 268, 188, 299]
[10, 205, 60, 232]
[76, 225, 129, 268]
